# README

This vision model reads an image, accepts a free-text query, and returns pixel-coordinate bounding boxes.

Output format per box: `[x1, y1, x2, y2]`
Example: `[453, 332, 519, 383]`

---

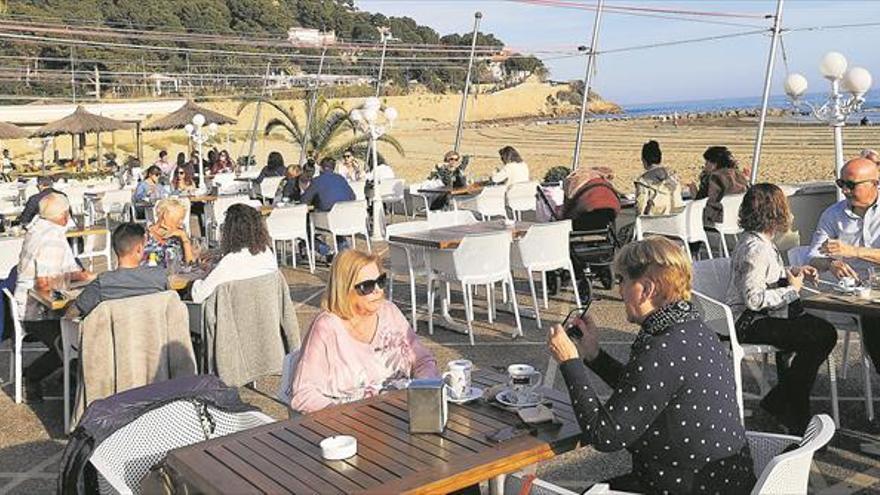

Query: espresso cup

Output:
[840, 276, 857, 290]
[443, 359, 473, 400]
[507, 364, 542, 404]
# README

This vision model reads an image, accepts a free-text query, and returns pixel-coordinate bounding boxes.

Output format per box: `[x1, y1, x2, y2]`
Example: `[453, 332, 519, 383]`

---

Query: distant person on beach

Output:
[692, 146, 750, 224]
[491, 145, 529, 186]
[633, 140, 683, 216]
[861, 148, 880, 166]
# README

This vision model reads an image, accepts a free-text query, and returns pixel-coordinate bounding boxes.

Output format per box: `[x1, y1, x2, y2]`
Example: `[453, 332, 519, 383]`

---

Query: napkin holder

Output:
[408, 378, 448, 433]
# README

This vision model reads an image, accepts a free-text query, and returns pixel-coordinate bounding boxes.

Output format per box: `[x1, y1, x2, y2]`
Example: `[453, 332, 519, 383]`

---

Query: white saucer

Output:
[496, 389, 542, 408]
[446, 386, 483, 404]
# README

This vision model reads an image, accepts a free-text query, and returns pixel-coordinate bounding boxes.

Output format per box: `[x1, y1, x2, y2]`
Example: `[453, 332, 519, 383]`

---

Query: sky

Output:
[355, 0, 880, 105]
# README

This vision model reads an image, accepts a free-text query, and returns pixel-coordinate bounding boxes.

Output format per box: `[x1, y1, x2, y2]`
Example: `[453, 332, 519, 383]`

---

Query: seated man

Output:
[20, 176, 65, 228]
[14, 193, 93, 401]
[301, 157, 356, 259]
[73, 223, 169, 318]
[808, 157, 880, 372]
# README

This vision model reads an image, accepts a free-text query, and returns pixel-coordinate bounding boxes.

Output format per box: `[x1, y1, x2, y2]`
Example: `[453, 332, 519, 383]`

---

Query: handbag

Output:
[734, 277, 804, 336]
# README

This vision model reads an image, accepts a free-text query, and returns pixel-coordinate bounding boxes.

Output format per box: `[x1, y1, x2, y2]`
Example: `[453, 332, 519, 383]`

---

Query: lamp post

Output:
[375, 27, 396, 98]
[784, 52, 873, 199]
[184, 113, 218, 192]
[453, 11, 482, 154]
[350, 97, 398, 240]
[571, 0, 604, 170]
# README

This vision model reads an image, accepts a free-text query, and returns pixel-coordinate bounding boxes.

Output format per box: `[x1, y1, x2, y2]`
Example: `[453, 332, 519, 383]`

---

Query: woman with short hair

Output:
[727, 183, 835, 435]
[548, 236, 756, 494]
[144, 197, 193, 267]
[191, 203, 278, 303]
[290, 249, 438, 414]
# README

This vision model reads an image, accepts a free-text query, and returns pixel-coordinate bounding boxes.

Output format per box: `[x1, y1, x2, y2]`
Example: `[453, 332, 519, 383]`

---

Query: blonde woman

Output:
[290, 249, 438, 414]
[143, 197, 193, 267]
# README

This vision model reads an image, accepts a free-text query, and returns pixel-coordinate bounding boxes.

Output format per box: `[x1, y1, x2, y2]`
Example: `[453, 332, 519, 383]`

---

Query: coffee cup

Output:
[840, 276, 857, 290]
[507, 364, 542, 405]
[857, 286, 872, 300]
[443, 359, 473, 400]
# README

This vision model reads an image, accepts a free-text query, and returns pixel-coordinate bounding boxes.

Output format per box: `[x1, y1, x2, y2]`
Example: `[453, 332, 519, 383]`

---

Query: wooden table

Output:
[65, 226, 109, 239]
[388, 220, 534, 250]
[164, 370, 581, 494]
[802, 288, 880, 318]
[418, 183, 485, 197]
[29, 288, 82, 311]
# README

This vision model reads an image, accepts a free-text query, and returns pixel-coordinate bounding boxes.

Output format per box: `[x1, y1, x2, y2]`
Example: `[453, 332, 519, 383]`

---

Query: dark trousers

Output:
[859, 316, 880, 374]
[739, 313, 836, 432]
[23, 319, 62, 382]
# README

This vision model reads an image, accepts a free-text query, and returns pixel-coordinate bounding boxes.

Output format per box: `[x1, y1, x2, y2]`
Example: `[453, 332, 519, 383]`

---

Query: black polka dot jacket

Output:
[559, 300, 757, 494]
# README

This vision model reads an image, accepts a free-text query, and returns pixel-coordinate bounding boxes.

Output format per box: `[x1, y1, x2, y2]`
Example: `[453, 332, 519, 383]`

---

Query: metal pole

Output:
[370, 129, 385, 241]
[453, 12, 482, 154]
[830, 78, 846, 200]
[572, 0, 604, 170]
[300, 46, 327, 165]
[376, 28, 390, 97]
[749, 0, 785, 184]
[70, 48, 76, 104]
[246, 62, 272, 171]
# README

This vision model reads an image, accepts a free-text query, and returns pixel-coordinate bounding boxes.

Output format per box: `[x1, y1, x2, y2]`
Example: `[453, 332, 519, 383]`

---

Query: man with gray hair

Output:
[860, 148, 880, 166]
[14, 192, 93, 401]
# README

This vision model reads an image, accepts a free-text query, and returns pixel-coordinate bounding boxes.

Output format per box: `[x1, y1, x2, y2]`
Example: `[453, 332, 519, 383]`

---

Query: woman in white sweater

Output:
[491, 145, 530, 185]
[191, 203, 278, 303]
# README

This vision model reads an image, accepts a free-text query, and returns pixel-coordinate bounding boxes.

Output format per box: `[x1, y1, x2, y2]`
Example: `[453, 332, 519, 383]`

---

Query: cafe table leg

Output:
[489, 474, 506, 495]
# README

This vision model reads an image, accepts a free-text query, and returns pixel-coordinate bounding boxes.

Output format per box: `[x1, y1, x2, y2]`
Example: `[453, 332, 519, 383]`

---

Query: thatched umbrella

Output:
[32, 106, 133, 167]
[142, 99, 237, 131]
[0, 121, 30, 140]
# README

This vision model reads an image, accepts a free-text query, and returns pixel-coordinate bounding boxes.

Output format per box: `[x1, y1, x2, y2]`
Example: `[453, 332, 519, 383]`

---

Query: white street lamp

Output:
[784, 52, 873, 199]
[183, 113, 218, 192]
[350, 99, 397, 240]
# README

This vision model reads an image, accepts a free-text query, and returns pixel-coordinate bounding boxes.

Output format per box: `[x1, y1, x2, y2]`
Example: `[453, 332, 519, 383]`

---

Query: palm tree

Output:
[236, 96, 404, 164]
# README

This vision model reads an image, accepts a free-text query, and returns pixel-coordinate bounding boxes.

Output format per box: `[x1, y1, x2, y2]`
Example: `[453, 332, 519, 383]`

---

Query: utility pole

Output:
[93, 66, 101, 100]
[750, 0, 785, 184]
[453, 11, 482, 154]
[245, 62, 272, 170]
[572, 0, 605, 170]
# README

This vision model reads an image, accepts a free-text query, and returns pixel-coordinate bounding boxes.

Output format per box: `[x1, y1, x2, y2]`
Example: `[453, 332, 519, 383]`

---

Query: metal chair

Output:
[748, 414, 835, 494]
[89, 399, 274, 494]
[426, 230, 522, 345]
[691, 258, 839, 426]
[705, 192, 745, 257]
[310, 200, 371, 254]
[511, 220, 581, 328]
[266, 205, 314, 273]
[506, 181, 539, 221]
[386, 221, 431, 330]
[454, 185, 509, 221]
[635, 198, 712, 260]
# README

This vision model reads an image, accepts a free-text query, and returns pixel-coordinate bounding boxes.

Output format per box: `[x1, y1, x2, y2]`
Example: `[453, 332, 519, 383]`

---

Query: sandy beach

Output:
[4, 80, 879, 192]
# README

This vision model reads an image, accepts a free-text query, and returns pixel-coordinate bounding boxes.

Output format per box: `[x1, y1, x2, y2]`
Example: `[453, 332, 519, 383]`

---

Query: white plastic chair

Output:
[266, 204, 314, 273]
[75, 228, 113, 272]
[635, 198, 712, 260]
[705, 192, 745, 257]
[2, 288, 47, 405]
[386, 221, 431, 330]
[426, 210, 478, 229]
[407, 183, 434, 218]
[506, 181, 538, 221]
[209, 195, 252, 241]
[376, 178, 408, 219]
[454, 185, 509, 221]
[426, 230, 522, 345]
[89, 399, 274, 495]
[258, 176, 284, 205]
[212, 173, 247, 196]
[747, 414, 835, 494]
[99, 189, 134, 223]
[788, 246, 874, 420]
[511, 220, 581, 328]
[691, 258, 839, 427]
[310, 199, 371, 254]
[348, 180, 367, 201]
[0, 237, 24, 275]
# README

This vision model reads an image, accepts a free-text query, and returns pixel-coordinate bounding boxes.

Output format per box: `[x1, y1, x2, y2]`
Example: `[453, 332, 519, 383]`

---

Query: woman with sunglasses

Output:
[339, 148, 364, 182]
[191, 203, 278, 303]
[171, 166, 196, 194]
[289, 249, 438, 414]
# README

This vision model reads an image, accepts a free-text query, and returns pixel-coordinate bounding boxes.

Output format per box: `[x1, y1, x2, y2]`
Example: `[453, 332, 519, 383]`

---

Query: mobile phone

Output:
[485, 425, 530, 444]
[561, 299, 592, 339]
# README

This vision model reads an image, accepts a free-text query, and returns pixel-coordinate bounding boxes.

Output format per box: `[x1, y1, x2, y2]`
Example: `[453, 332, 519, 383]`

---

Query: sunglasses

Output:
[354, 273, 387, 296]
[835, 178, 877, 190]
[446, 157, 460, 163]
[343, 154, 352, 158]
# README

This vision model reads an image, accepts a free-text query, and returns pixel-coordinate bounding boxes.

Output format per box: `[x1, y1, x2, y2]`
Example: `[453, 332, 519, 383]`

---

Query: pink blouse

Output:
[290, 300, 439, 414]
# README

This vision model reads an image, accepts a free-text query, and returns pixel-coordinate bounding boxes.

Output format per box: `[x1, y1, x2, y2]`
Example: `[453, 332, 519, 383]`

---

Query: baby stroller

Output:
[537, 184, 620, 303]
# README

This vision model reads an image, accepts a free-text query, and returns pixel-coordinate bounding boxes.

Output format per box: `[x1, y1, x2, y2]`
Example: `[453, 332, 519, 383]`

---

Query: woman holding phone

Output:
[547, 237, 755, 494]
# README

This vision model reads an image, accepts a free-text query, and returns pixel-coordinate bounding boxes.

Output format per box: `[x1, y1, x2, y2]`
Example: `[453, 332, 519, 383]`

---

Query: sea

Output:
[616, 88, 880, 121]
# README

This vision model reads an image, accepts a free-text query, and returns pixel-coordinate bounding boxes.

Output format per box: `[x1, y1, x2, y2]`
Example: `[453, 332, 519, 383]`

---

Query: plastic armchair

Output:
[349, 180, 367, 201]
[258, 176, 284, 205]
[209, 195, 252, 242]
[691, 259, 839, 427]
[635, 198, 712, 260]
[89, 400, 274, 495]
[506, 181, 539, 221]
[0, 237, 23, 275]
[2, 288, 48, 405]
[99, 189, 135, 223]
[454, 185, 509, 221]
[376, 178, 408, 219]
[705, 193, 745, 257]
[426, 210, 478, 229]
[511, 220, 581, 328]
[266, 204, 314, 273]
[788, 246, 873, 420]
[747, 414, 835, 494]
[310, 199, 371, 254]
[386, 221, 431, 330]
[407, 183, 433, 218]
[426, 230, 522, 345]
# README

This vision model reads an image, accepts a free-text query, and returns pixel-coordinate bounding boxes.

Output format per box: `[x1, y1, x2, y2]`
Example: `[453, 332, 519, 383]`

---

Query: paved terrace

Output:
[2, 239, 880, 494]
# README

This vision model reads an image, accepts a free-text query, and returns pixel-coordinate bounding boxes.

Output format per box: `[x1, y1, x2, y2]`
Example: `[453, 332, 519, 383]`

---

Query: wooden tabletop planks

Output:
[164, 370, 583, 494]
[388, 220, 534, 249]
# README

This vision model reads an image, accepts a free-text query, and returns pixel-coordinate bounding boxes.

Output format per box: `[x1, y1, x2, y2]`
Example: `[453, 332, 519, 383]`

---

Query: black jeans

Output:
[23, 319, 63, 383]
[739, 313, 836, 432]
